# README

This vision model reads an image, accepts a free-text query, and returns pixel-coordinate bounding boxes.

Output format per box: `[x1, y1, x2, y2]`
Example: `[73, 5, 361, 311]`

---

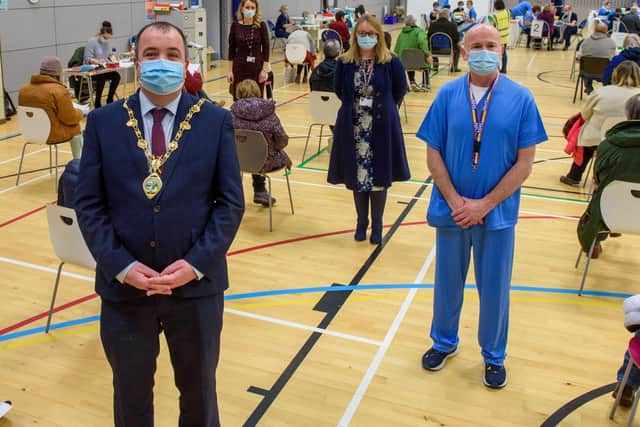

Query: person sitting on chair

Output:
[286, 25, 317, 84]
[394, 14, 433, 91]
[601, 34, 640, 86]
[18, 56, 84, 159]
[231, 79, 292, 207]
[622, 6, 640, 34]
[309, 39, 340, 92]
[577, 93, 640, 261]
[275, 5, 293, 38]
[329, 10, 351, 51]
[428, 9, 461, 72]
[83, 21, 121, 108]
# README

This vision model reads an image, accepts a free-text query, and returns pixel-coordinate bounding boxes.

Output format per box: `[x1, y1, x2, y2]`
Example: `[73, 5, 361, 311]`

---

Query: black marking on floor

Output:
[242, 177, 432, 426]
[540, 382, 616, 426]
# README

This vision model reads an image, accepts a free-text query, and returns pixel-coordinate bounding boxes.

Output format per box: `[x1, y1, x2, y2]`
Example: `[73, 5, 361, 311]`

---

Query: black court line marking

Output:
[522, 184, 588, 196]
[541, 382, 616, 426]
[242, 177, 432, 427]
[537, 70, 575, 89]
[533, 156, 571, 164]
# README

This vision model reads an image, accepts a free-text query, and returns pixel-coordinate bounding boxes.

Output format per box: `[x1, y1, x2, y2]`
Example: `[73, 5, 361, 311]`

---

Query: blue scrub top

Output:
[416, 74, 547, 230]
[511, 1, 532, 17]
[468, 7, 477, 21]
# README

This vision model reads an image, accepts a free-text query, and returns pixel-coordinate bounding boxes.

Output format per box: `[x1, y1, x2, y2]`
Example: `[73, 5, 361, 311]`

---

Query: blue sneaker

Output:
[483, 363, 507, 389]
[422, 347, 458, 371]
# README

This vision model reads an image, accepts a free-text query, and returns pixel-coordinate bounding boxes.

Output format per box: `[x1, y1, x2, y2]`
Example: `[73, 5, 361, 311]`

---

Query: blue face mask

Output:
[139, 59, 184, 95]
[243, 9, 256, 18]
[357, 35, 378, 51]
[467, 49, 500, 75]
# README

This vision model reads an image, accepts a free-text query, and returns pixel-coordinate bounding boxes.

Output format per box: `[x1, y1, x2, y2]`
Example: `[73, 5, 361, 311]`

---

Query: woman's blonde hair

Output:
[236, 79, 261, 99]
[542, 4, 553, 13]
[341, 16, 393, 64]
[624, 34, 640, 49]
[279, 4, 287, 12]
[612, 60, 640, 87]
[236, 0, 262, 27]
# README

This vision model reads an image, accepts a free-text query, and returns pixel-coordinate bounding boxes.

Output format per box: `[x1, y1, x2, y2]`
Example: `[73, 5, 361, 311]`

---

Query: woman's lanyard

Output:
[468, 74, 499, 170]
[244, 24, 256, 60]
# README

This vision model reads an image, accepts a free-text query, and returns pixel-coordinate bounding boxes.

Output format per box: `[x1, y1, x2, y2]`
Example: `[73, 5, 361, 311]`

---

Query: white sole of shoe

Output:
[483, 372, 508, 389]
[423, 347, 459, 371]
[0, 401, 12, 418]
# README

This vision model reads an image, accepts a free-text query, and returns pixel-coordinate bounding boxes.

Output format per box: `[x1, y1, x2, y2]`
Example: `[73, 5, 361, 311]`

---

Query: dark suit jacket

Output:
[75, 91, 245, 302]
[623, 12, 640, 34]
[427, 18, 460, 51]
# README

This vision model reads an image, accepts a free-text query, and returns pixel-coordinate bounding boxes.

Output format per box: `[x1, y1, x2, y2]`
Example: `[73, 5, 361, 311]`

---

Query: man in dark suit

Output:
[427, 9, 462, 72]
[623, 7, 640, 34]
[75, 21, 244, 427]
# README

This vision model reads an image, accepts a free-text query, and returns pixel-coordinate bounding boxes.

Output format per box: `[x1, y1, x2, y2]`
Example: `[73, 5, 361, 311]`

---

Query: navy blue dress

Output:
[328, 55, 410, 190]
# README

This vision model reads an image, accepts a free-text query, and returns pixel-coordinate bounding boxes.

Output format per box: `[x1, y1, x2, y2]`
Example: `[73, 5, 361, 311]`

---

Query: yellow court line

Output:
[0, 291, 619, 352]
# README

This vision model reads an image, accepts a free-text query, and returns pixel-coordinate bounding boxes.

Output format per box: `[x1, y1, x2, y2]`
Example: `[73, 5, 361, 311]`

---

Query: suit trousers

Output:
[100, 293, 224, 427]
[430, 226, 515, 365]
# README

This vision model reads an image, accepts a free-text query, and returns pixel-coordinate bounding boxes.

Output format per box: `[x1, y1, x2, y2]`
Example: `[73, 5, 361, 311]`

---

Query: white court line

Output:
[0, 255, 383, 345]
[0, 147, 48, 166]
[338, 245, 436, 427]
[0, 173, 53, 195]
[527, 52, 538, 70]
[225, 308, 383, 347]
[0, 256, 94, 282]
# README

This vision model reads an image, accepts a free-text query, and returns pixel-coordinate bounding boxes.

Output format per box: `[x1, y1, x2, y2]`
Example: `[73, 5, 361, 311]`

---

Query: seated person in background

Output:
[602, 34, 640, 85]
[329, 10, 351, 51]
[522, 4, 541, 48]
[428, 9, 461, 72]
[598, 0, 611, 23]
[609, 8, 624, 31]
[286, 25, 317, 84]
[18, 56, 84, 159]
[452, 1, 467, 24]
[578, 22, 617, 94]
[535, 5, 556, 48]
[466, 0, 478, 22]
[561, 61, 640, 187]
[622, 6, 640, 34]
[429, 1, 441, 23]
[394, 14, 433, 90]
[558, 5, 578, 50]
[231, 79, 292, 206]
[309, 39, 340, 92]
[577, 93, 640, 260]
[184, 69, 226, 107]
[511, 0, 532, 18]
[275, 5, 293, 38]
[83, 21, 120, 108]
[613, 291, 640, 408]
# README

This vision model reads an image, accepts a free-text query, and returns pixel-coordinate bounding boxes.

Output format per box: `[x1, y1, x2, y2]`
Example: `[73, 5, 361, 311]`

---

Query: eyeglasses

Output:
[357, 31, 377, 37]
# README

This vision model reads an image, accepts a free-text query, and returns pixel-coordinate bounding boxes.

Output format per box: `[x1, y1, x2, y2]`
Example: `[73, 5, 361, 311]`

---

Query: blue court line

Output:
[0, 284, 630, 344]
[0, 133, 21, 141]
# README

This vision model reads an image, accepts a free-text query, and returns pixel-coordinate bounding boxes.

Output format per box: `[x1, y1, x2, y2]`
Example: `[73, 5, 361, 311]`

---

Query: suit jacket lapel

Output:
[125, 92, 151, 181]
[156, 93, 192, 201]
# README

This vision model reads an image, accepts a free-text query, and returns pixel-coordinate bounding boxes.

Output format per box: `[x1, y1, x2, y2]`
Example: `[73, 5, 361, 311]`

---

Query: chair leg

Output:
[403, 100, 408, 123]
[46, 261, 65, 333]
[285, 171, 294, 214]
[302, 123, 317, 162]
[15, 142, 30, 186]
[317, 124, 324, 154]
[611, 360, 634, 419]
[266, 174, 273, 232]
[578, 237, 598, 296]
[582, 157, 593, 188]
[54, 145, 59, 192]
[49, 145, 53, 175]
[628, 387, 640, 427]
[573, 75, 581, 104]
[575, 246, 583, 268]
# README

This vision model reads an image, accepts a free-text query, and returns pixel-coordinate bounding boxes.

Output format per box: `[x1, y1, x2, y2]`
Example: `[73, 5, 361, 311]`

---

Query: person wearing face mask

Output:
[84, 21, 121, 108]
[275, 4, 293, 38]
[74, 21, 244, 427]
[328, 16, 410, 245]
[417, 24, 547, 389]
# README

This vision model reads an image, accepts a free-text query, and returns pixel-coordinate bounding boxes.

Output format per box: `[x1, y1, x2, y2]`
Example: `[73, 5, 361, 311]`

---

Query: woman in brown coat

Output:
[231, 79, 292, 206]
[18, 56, 84, 158]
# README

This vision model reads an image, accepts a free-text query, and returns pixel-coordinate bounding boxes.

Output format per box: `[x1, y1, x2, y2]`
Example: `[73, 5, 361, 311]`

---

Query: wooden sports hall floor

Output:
[1, 28, 639, 427]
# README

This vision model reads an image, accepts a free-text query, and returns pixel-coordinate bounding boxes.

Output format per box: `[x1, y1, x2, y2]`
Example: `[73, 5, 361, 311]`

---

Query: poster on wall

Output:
[0, 0, 8, 12]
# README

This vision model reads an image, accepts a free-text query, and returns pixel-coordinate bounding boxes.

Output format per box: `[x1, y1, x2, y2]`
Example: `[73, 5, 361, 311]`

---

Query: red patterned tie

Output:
[151, 108, 167, 157]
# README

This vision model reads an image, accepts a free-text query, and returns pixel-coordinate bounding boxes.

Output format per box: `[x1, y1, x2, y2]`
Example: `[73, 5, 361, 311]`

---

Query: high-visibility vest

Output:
[492, 9, 511, 44]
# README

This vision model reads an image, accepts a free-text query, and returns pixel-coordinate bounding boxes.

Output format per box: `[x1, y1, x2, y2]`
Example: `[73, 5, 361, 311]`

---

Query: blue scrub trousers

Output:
[430, 225, 515, 365]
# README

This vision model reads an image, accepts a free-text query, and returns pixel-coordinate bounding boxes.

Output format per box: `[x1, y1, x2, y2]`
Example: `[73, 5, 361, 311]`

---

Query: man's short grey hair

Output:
[632, 6, 639, 14]
[323, 39, 340, 58]
[625, 93, 640, 120]
[438, 9, 450, 19]
[405, 14, 417, 26]
[624, 34, 640, 49]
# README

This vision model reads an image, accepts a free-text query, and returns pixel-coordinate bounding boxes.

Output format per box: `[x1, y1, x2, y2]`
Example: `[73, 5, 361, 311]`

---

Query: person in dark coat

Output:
[328, 15, 410, 244]
[275, 5, 293, 38]
[622, 7, 640, 34]
[602, 34, 640, 85]
[309, 39, 339, 92]
[428, 9, 461, 71]
[227, 0, 270, 99]
[232, 79, 292, 206]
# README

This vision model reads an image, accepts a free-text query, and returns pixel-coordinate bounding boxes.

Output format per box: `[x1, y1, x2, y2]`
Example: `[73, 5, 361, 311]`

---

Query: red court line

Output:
[0, 204, 47, 229]
[275, 92, 309, 108]
[0, 214, 572, 336]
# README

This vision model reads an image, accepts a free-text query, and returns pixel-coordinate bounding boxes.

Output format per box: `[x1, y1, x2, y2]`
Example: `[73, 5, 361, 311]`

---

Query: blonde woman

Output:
[561, 60, 640, 186]
[328, 16, 410, 244]
[228, 0, 270, 99]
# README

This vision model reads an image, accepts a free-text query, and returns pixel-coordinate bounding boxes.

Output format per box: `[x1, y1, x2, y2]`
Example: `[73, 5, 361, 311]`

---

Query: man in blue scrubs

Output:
[416, 24, 547, 389]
